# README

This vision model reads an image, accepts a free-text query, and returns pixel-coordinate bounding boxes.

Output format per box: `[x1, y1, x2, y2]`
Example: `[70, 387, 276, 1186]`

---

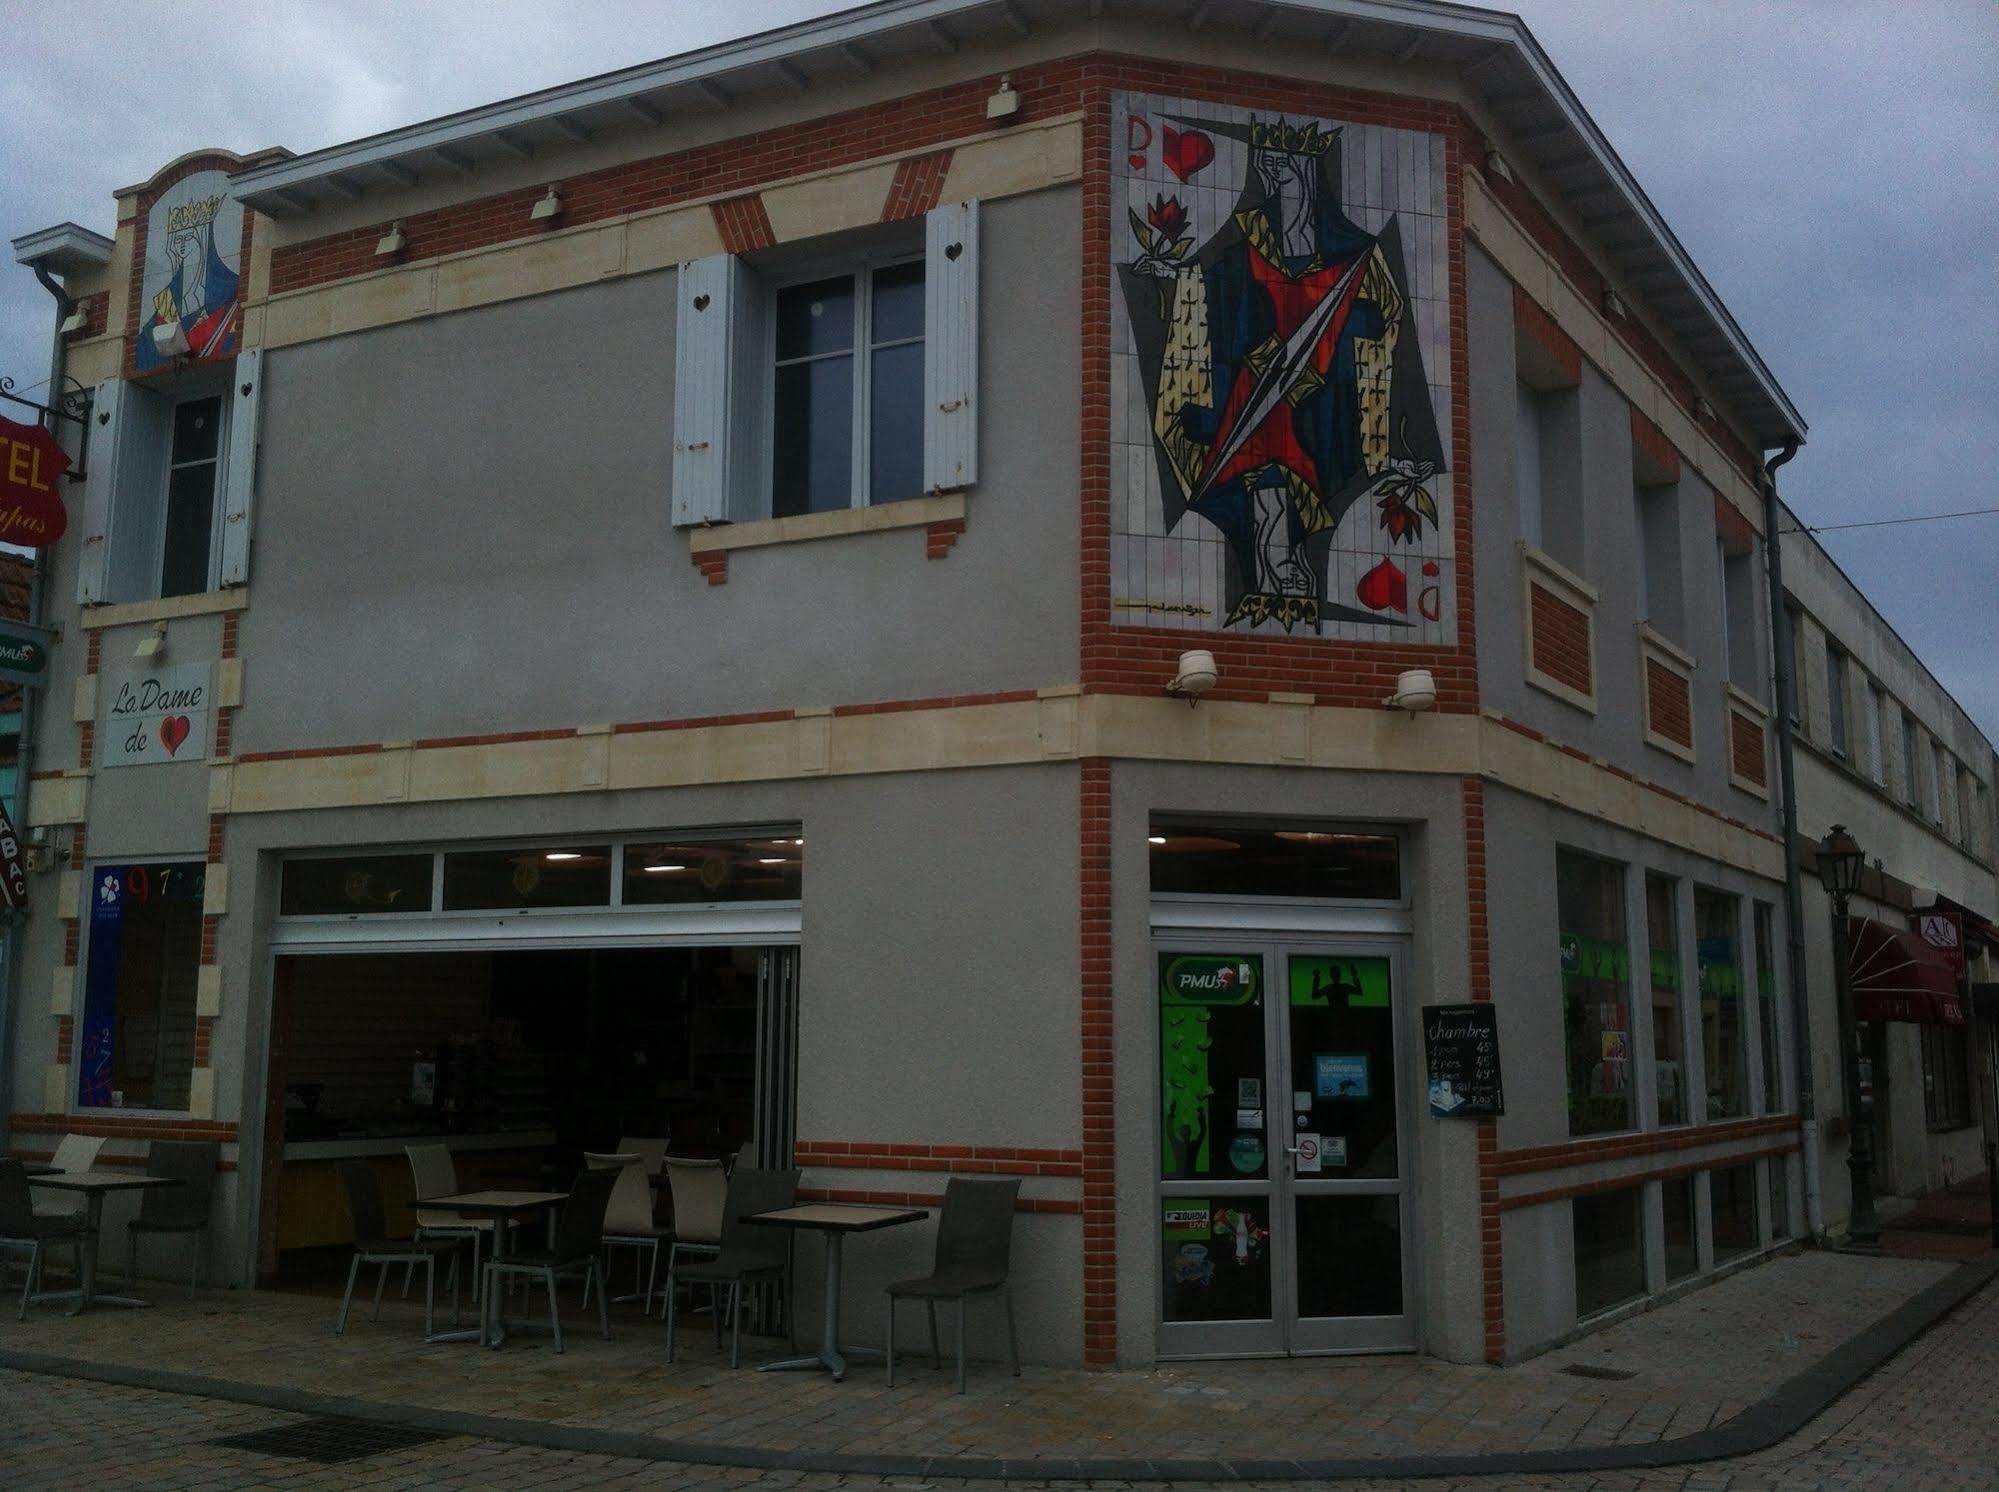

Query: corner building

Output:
[7, 0, 1819, 1367]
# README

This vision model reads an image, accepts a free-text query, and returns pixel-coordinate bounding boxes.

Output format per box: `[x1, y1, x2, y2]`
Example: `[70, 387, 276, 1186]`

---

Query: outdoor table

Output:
[13, 1160, 59, 1177]
[414, 1190, 567, 1345]
[26, 1171, 184, 1314]
[742, 1202, 927, 1381]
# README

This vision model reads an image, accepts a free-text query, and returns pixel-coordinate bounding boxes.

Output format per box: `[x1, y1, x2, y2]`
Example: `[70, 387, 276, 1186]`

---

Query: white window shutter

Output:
[75, 380, 122, 603]
[219, 348, 262, 586]
[672, 253, 750, 527]
[923, 199, 980, 493]
[102, 382, 172, 606]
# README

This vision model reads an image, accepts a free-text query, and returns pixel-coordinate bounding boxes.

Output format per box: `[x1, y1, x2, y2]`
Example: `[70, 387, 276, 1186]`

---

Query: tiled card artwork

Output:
[1110, 91, 1455, 644]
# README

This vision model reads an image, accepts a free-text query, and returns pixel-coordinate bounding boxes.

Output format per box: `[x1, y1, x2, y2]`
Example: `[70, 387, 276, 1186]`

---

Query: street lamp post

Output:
[1817, 824, 1879, 1252]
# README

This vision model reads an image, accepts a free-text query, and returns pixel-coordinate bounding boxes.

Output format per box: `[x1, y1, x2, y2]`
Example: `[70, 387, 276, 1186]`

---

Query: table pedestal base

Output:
[758, 1231, 876, 1381]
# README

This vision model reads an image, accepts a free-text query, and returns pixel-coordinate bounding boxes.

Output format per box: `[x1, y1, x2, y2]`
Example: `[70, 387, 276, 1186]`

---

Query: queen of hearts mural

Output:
[136, 170, 244, 372]
[1120, 111, 1446, 633]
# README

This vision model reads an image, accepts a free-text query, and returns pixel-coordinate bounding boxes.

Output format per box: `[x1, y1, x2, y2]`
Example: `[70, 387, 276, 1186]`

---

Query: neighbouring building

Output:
[10, 0, 1888, 1369]
[1779, 501, 1998, 1231]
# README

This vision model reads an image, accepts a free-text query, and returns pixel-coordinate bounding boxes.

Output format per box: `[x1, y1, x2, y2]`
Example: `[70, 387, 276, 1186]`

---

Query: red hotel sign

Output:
[0, 415, 69, 549]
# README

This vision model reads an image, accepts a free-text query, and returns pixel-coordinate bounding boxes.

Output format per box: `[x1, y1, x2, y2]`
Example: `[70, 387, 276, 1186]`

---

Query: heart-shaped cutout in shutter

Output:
[693, 293, 711, 312]
[945, 242, 963, 261]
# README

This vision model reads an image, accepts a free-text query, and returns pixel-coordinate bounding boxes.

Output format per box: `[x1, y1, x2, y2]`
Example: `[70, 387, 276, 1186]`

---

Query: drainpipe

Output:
[0, 266, 73, 1131]
[1761, 438, 1820, 1236]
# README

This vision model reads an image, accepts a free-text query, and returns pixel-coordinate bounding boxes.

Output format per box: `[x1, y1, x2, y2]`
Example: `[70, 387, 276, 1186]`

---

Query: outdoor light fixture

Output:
[58, 305, 86, 335]
[375, 221, 406, 257]
[987, 74, 1020, 122]
[1600, 288, 1627, 320]
[1384, 668, 1437, 713]
[131, 621, 167, 662]
[1482, 149, 1513, 182]
[530, 186, 563, 222]
[1818, 822, 1880, 1252]
[1692, 394, 1714, 422]
[150, 321, 190, 358]
[1167, 649, 1218, 704]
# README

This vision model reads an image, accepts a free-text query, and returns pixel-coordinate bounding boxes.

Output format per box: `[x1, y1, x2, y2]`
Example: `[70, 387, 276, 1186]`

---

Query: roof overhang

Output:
[227, 0, 1803, 447]
[11, 222, 114, 277]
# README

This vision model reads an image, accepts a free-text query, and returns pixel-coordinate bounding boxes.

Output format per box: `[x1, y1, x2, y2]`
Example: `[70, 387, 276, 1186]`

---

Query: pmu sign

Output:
[0, 620, 54, 690]
[0, 415, 68, 548]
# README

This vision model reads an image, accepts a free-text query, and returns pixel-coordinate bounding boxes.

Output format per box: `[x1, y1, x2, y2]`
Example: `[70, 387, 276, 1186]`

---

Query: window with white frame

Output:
[672, 203, 978, 529]
[78, 355, 263, 606]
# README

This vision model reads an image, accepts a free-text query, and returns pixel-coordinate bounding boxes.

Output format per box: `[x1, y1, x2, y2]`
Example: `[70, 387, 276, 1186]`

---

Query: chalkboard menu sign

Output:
[1423, 1003, 1503, 1117]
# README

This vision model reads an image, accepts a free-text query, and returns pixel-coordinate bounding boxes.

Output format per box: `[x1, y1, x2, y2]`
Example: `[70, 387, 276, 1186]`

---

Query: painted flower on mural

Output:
[1374, 455, 1441, 544]
[1129, 194, 1194, 267]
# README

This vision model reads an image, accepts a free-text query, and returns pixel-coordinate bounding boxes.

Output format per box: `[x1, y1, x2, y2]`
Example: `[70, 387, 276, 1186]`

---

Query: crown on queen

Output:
[1248, 119, 1339, 156]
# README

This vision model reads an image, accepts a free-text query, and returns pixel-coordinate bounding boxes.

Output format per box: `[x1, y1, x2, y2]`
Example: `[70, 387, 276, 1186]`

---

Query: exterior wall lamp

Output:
[1167, 649, 1217, 705]
[1383, 668, 1437, 713]
[1816, 822, 1880, 1252]
[150, 321, 190, 359]
[375, 221, 406, 258]
[530, 186, 563, 223]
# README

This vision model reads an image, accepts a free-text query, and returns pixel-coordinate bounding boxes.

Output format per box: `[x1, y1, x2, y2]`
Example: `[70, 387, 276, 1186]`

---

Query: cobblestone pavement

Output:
[0, 1254, 1992, 1488]
[0, 1251, 1956, 1467]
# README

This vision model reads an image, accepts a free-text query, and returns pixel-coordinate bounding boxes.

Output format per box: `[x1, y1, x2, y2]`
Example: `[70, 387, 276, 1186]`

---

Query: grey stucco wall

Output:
[1467, 246, 1777, 829]
[1106, 761, 1482, 1365]
[230, 185, 1081, 755]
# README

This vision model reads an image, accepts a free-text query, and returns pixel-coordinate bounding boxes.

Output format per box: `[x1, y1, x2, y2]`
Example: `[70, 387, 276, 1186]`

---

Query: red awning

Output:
[1849, 918, 1965, 1025]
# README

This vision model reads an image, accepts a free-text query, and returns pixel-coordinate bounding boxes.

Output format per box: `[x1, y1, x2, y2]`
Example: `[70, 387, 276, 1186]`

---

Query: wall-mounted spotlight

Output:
[375, 221, 406, 257]
[1168, 649, 1218, 706]
[58, 304, 87, 335]
[987, 74, 1020, 123]
[150, 321, 190, 359]
[132, 621, 168, 663]
[1600, 288, 1627, 320]
[530, 186, 563, 222]
[1383, 667, 1436, 714]
[1482, 149, 1513, 183]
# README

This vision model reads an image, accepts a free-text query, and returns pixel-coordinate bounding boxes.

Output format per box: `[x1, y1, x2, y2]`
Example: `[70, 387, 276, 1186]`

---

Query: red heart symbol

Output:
[158, 716, 191, 755]
[1162, 125, 1214, 182]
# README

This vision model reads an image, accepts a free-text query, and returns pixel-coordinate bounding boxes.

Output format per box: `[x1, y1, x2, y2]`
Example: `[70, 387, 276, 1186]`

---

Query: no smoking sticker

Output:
[1295, 1133, 1322, 1173]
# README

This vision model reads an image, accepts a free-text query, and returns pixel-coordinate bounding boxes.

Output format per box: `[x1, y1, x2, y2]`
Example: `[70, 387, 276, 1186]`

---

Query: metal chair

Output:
[33, 1134, 105, 1221]
[483, 1164, 618, 1353]
[658, 1155, 727, 1317]
[582, 1152, 669, 1312]
[886, 1177, 1023, 1392]
[124, 1139, 219, 1297]
[333, 1159, 463, 1338]
[405, 1142, 494, 1303]
[0, 1159, 88, 1319]
[664, 1166, 797, 1368]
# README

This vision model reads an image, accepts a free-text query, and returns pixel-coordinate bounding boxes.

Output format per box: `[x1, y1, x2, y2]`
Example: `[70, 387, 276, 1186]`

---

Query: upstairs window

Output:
[1865, 682, 1886, 785]
[771, 260, 925, 516]
[1900, 713, 1919, 805]
[1824, 643, 1849, 757]
[672, 202, 978, 529]
[1783, 603, 1806, 728]
[1633, 480, 1681, 638]
[78, 355, 263, 606]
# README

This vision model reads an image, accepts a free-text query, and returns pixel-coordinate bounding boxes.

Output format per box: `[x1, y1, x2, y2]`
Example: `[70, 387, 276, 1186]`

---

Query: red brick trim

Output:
[799, 1185, 1080, 1216]
[1730, 707, 1769, 789]
[1528, 582, 1593, 698]
[1629, 404, 1681, 484]
[1714, 491, 1756, 555]
[691, 549, 729, 586]
[1495, 1114, 1800, 1178]
[193, 1016, 216, 1069]
[924, 518, 966, 558]
[53, 1015, 73, 1064]
[1498, 1138, 1801, 1212]
[1513, 283, 1581, 384]
[1463, 777, 1503, 1364]
[882, 150, 955, 221]
[1079, 756, 1114, 1365]
[795, 1141, 1083, 1177]
[830, 689, 1038, 716]
[710, 193, 776, 255]
[8, 1111, 238, 1142]
[1644, 657, 1693, 749]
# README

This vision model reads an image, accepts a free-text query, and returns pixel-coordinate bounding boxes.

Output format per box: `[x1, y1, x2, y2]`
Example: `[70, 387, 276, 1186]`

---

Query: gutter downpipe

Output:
[0, 266, 74, 1131]
[1761, 437, 1819, 1237]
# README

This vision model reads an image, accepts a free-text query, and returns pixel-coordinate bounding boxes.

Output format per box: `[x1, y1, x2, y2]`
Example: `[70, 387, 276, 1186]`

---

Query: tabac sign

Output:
[0, 415, 70, 548]
[99, 661, 212, 768]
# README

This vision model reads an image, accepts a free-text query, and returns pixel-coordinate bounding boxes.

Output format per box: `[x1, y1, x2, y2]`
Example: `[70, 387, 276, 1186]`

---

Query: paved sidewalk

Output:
[1, 1270, 1995, 1489]
[0, 1248, 1982, 1481]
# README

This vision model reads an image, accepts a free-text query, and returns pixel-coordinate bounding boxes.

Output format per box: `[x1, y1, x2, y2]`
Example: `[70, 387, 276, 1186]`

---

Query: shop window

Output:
[1149, 823, 1400, 901]
[1754, 902, 1782, 1112]
[1695, 887, 1747, 1121]
[441, 846, 611, 911]
[280, 854, 434, 916]
[1557, 849, 1633, 1136]
[1768, 1155, 1794, 1242]
[78, 359, 262, 605]
[622, 836, 803, 905]
[1662, 1174, 1699, 1282]
[1921, 1024, 1972, 1132]
[671, 203, 978, 527]
[1645, 874, 1686, 1126]
[77, 862, 206, 1110]
[1710, 1163, 1759, 1262]
[1573, 1187, 1645, 1319]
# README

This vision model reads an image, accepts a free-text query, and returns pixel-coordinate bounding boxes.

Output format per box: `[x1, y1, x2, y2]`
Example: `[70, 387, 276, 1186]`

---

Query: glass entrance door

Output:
[1156, 939, 1415, 1357]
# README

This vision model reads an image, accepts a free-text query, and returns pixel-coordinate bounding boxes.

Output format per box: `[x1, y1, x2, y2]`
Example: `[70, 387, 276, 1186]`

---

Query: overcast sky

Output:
[3, 1, 1993, 735]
